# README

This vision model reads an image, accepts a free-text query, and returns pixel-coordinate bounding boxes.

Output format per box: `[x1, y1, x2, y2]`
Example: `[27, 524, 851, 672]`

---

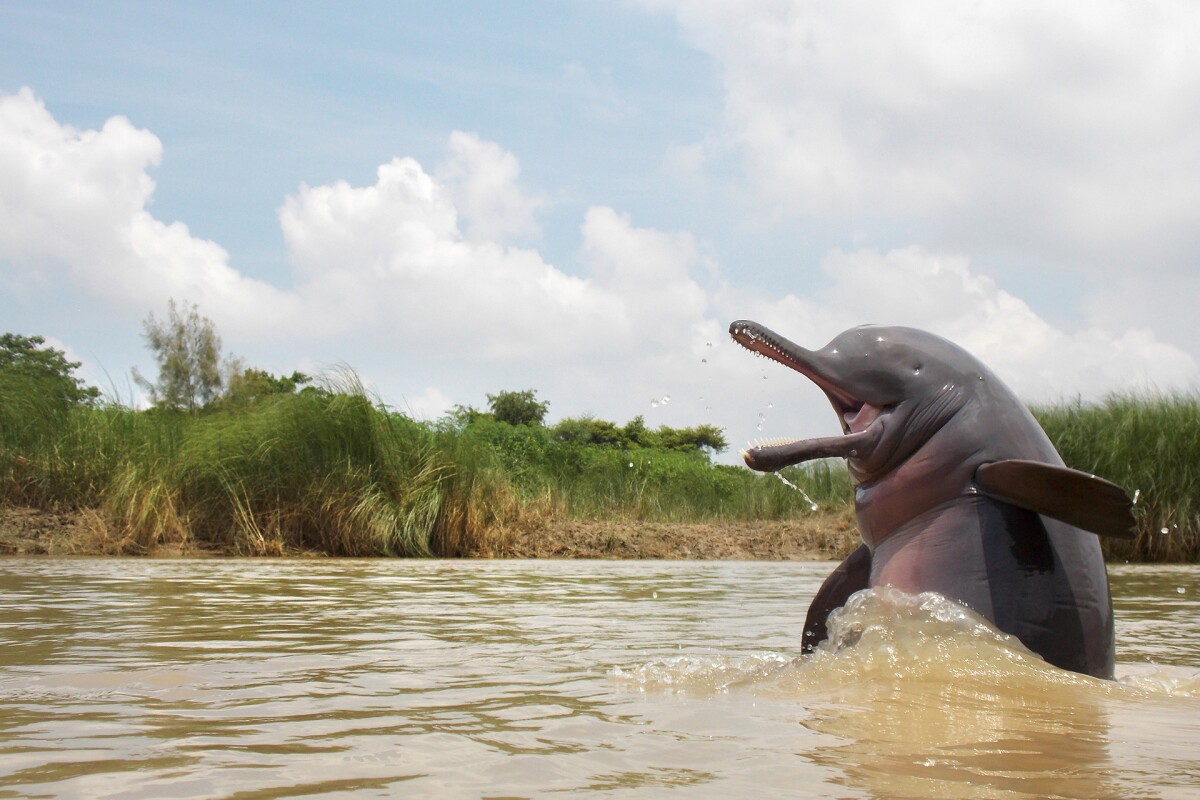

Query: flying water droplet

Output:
[774, 472, 819, 511]
[650, 399, 659, 408]
[661, 395, 671, 405]
[1161, 527, 1170, 535]
[701, 357, 708, 363]
[1132, 489, 1141, 505]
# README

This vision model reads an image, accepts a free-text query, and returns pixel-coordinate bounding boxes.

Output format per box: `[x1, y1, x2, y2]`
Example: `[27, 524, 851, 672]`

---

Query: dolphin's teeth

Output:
[739, 448, 749, 461]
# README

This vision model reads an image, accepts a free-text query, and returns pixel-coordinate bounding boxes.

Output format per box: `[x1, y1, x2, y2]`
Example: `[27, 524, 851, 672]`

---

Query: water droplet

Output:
[652, 591, 658, 599]
[767, 403, 774, 409]
[774, 472, 820, 511]
[661, 395, 671, 405]
[1133, 489, 1141, 505]
[705, 341, 713, 348]
[628, 462, 634, 468]
[1161, 527, 1170, 535]
[756, 422, 764, 431]
[700, 357, 708, 363]
[650, 399, 659, 408]
[1177, 587, 1186, 594]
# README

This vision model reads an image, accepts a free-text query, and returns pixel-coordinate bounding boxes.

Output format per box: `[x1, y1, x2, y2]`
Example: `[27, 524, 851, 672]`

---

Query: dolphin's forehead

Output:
[828, 326, 976, 368]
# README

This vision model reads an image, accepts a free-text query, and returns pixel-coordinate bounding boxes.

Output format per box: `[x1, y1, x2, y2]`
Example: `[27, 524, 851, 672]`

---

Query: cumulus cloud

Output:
[279, 153, 621, 358]
[738, 246, 1198, 401]
[435, 131, 542, 244]
[0, 87, 298, 334]
[2, 87, 1194, 463]
[644, 1, 1200, 273]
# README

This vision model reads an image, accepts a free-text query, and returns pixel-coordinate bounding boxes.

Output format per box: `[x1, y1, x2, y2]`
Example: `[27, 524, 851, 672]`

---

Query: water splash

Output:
[774, 471, 818, 511]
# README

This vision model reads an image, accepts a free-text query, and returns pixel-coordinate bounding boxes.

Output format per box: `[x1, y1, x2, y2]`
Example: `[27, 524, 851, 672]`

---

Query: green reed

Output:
[3, 371, 1198, 561]
[1, 377, 520, 556]
[1032, 392, 1200, 562]
[460, 417, 853, 522]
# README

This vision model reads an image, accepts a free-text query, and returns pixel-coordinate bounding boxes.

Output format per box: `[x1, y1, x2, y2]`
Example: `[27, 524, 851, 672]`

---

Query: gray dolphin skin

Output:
[729, 320, 1137, 679]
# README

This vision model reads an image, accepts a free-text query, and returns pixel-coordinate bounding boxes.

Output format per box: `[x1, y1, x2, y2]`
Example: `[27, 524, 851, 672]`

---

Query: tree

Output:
[132, 299, 224, 411]
[0, 333, 100, 407]
[654, 423, 728, 455]
[486, 389, 549, 426]
[220, 367, 313, 407]
[553, 415, 628, 447]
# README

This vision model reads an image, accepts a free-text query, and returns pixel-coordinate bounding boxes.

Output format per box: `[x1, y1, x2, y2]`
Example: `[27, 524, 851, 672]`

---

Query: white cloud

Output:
[279, 154, 621, 359]
[741, 246, 1198, 402]
[581, 206, 712, 350]
[2, 87, 1194, 466]
[398, 386, 456, 421]
[436, 131, 542, 244]
[0, 87, 298, 335]
[645, 1, 1200, 273]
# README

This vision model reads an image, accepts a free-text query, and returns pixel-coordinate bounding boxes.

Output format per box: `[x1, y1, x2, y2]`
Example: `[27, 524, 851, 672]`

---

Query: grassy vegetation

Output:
[0, 372, 847, 556]
[1032, 393, 1200, 562]
[0, 376, 524, 556]
[2, 359, 1198, 560]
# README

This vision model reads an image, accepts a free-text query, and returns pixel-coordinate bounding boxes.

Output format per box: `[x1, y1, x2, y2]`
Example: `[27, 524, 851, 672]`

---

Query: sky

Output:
[2, 1, 1199, 463]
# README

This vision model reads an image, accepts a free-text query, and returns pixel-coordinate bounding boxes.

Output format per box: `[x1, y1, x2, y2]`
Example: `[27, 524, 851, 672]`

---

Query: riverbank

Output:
[0, 505, 861, 560]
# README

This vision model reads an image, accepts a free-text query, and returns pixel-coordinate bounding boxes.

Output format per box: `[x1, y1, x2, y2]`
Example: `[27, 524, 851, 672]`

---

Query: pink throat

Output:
[844, 403, 881, 434]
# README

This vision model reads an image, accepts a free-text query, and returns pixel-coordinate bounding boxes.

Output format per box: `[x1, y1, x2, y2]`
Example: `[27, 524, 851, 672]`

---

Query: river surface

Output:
[0, 558, 1197, 799]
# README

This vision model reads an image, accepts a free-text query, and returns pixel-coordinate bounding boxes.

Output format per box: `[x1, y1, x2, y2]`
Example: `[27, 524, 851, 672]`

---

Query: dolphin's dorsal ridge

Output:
[974, 460, 1137, 540]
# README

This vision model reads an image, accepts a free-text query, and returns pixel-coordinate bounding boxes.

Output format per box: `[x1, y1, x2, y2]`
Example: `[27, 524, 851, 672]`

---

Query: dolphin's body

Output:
[729, 321, 1135, 679]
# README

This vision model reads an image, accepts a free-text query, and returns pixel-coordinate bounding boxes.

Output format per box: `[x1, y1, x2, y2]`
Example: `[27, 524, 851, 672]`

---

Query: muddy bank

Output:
[0, 506, 860, 560]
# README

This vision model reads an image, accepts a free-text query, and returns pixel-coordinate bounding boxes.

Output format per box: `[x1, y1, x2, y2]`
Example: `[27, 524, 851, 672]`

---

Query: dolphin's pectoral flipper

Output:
[974, 460, 1136, 539]
[801, 543, 872, 654]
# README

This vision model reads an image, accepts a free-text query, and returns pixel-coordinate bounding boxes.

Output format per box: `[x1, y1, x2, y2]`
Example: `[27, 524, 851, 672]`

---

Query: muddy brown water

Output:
[0, 559, 1197, 798]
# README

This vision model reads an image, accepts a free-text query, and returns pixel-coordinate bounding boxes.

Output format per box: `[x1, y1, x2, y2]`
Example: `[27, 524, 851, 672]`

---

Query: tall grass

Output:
[1033, 392, 1200, 562]
[460, 418, 852, 522]
[3, 372, 1198, 561]
[1, 378, 523, 556]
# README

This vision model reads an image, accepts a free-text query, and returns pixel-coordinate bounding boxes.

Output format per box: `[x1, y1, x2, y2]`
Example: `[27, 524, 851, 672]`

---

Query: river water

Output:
[0, 559, 1197, 799]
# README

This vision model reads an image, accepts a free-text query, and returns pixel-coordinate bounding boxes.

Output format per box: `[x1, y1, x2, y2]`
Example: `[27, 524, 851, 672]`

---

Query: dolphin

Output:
[729, 320, 1136, 679]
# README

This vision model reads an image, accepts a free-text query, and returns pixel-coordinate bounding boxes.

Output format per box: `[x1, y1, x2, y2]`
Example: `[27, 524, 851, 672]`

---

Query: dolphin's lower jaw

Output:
[742, 422, 884, 472]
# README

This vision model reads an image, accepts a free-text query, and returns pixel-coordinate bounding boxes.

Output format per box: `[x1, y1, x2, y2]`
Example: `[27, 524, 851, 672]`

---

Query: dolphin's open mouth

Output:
[729, 320, 885, 472]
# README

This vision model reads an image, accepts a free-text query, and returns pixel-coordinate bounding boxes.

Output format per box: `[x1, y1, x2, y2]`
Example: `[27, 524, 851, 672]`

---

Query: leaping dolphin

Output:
[729, 320, 1136, 679]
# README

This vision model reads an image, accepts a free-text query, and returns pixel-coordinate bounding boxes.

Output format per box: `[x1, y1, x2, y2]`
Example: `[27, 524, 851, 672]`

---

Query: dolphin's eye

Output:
[913, 363, 923, 375]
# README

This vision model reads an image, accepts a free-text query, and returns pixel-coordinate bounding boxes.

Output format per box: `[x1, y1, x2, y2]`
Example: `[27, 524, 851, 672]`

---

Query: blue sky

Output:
[3, 1, 1198, 461]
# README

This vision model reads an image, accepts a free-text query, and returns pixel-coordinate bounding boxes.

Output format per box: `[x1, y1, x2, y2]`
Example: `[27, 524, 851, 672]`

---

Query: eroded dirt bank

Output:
[0, 506, 860, 560]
